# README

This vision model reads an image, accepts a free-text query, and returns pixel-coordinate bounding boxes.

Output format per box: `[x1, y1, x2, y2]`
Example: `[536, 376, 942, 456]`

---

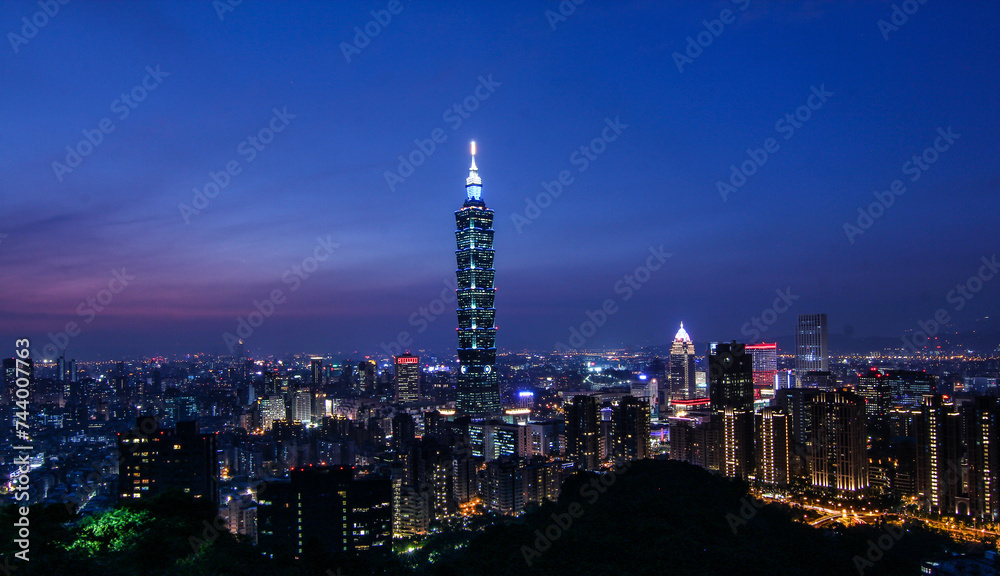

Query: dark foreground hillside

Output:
[0, 460, 961, 576]
[428, 459, 959, 576]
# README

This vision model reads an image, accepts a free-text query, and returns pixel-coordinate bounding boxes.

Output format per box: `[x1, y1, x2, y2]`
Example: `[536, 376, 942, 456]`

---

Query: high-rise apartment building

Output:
[258, 466, 391, 557]
[969, 397, 1000, 521]
[810, 390, 868, 495]
[566, 394, 600, 470]
[117, 417, 218, 505]
[756, 407, 791, 486]
[914, 395, 962, 515]
[611, 395, 650, 464]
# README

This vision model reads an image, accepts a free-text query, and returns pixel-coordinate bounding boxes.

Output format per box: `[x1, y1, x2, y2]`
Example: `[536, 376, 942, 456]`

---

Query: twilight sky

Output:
[1, 0, 998, 361]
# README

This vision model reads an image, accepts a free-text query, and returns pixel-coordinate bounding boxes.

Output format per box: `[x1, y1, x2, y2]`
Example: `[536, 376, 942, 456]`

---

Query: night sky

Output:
[2, 1, 998, 360]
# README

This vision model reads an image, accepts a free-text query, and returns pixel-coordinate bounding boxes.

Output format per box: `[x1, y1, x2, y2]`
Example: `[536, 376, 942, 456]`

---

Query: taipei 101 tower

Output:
[454, 142, 501, 417]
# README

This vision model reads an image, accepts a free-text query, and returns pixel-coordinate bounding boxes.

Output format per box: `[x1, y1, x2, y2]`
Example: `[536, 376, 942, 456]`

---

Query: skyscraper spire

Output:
[466, 141, 482, 200]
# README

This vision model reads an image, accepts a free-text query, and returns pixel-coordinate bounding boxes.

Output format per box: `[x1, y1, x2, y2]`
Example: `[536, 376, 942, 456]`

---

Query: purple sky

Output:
[1, 1, 998, 360]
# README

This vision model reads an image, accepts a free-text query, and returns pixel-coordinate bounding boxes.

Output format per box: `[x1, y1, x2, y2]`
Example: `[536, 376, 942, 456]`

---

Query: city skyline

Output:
[2, 1, 999, 360]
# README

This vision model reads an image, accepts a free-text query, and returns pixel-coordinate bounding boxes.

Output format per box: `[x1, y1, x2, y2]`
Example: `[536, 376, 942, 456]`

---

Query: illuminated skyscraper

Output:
[394, 353, 420, 404]
[810, 390, 868, 495]
[746, 343, 777, 396]
[455, 142, 501, 417]
[612, 395, 651, 464]
[566, 394, 600, 470]
[795, 314, 829, 373]
[708, 342, 753, 412]
[756, 407, 791, 486]
[969, 397, 1000, 520]
[669, 323, 697, 400]
[914, 395, 962, 515]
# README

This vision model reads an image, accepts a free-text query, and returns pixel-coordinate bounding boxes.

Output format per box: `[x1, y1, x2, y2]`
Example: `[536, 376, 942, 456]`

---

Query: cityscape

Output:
[2, 1, 1000, 575]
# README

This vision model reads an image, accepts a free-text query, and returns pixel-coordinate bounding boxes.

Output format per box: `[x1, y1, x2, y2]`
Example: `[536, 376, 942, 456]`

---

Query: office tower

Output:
[565, 395, 600, 470]
[886, 370, 937, 408]
[117, 417, 218, 505]
[915, 395, 962, 515]
[669, 323, 697, 400]
[391, 412, 416, 453]
[454, 143, 501, 417]
[858, 367, 892, 449]
[756, 407, 791, 486]
[310, 358, 323, 387]
[113, 361, 128, 398]
[810, 390, 868, 495]
[746, 343, 777, 396]
[799, 370, 835, 389]
[969, 397, 1000, 520]
[708, 342, 753, 412]
[485, 422, 530, 461]
[630, 379, 657, 416]
[795, 314, 829, 372]
[612, 395, 650, 464]
[775, 387, 821, 476]
[258, 466, 391, 557]
[394, 353, 420, 404]
[723, 407, 755, 479]
[355, 360, 377, 396]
